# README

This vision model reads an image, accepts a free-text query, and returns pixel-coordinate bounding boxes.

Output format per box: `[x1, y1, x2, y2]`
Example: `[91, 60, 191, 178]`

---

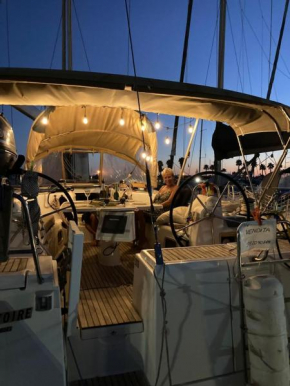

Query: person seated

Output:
[153, 168, 178, 210]
[135, 168, 178, 247]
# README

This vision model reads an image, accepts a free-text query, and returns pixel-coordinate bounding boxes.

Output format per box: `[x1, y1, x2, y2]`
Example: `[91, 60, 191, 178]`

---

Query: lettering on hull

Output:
[0, 307, 33, 324]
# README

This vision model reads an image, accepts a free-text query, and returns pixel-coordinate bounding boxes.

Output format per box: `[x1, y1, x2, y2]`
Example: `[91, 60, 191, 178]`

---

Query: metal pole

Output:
[177, 119, 199, 186]
[170, 0, 194, 166]
[218, 0, 226, 89]
[237, 229, 249, 384]
[99, 152, 104, 183]
[62, 0, 67, 70]
[13, 193, 43, 284]
[236, 135, 257, 203]
[215, 0, 227, 173]
[198, 120, 204, 172]
[267, 0, 289, 100]
[67, 0, 73, 70]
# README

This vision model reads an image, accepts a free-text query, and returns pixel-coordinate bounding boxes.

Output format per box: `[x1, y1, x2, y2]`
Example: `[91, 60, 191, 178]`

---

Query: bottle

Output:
[100, 179, 106, 199]
[113, 183, 119, 201]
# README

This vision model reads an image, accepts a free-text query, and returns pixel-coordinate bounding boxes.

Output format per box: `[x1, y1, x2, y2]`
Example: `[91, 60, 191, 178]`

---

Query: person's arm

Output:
[161, 185, 178, 209]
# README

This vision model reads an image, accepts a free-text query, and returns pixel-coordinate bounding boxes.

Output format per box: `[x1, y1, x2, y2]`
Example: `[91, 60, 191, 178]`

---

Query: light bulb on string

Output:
[41, 116, 49, 125]
[141, 114, 146, 131]
[142, 152, 147, 159]
[82, 106, 88, 124]
[165, 136, 170, 145]
[119, 109, 125, 126]
[155, 114, 161, 130]
[188, 122, 193, 133]
[146, 155, 151, 162]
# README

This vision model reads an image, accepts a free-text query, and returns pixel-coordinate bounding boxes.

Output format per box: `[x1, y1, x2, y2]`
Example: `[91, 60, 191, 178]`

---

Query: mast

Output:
[62, 0, 73, 70]
[215, 0, 226, 172]
[67, 0, 73, 70]
[169, 0, 194, 168]
[267, 0, 289, 100]
[62, 0, 67, 70]
[217, 0, 226, 89]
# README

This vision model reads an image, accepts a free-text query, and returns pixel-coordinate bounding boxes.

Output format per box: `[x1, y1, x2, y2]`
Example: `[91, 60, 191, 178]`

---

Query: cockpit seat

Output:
[157, 195, 236, 247]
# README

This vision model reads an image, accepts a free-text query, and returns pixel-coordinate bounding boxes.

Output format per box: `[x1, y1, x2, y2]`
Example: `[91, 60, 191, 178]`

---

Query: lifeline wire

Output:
[123, 3, 171, 384]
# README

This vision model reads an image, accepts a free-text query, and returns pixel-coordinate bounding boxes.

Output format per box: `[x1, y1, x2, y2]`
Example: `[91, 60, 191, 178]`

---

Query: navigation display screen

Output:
[101, 215, 127, 234]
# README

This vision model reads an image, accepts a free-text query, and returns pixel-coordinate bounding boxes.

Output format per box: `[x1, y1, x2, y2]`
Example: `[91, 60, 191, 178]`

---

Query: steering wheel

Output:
[169, 171, 251, 247]
[21, 170, 78, 225]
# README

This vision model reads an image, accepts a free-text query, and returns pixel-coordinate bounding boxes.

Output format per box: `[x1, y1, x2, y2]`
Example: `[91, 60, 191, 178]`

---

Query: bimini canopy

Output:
[26, 106, 157, 184]
[1, 68, 290, 136]
[212, 122, 290, 160]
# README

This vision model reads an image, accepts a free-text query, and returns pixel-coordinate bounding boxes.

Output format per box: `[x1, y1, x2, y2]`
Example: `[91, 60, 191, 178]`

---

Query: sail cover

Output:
[26, 106, 158, 185]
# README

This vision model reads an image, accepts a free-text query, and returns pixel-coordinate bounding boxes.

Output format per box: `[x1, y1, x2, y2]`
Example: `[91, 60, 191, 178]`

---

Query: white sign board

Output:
[238, 219, 277, 255]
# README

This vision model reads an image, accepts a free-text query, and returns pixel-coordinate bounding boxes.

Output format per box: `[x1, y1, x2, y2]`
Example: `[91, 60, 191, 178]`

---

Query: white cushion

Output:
[156, 206, 188, 225]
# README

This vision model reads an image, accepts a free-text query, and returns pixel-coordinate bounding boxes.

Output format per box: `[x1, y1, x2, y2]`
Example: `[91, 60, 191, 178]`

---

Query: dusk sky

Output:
[1, 0, 290, 174]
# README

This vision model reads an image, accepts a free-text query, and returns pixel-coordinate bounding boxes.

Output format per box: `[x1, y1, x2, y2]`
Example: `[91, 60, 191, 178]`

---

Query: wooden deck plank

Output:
[111, 287, 136, 323]
[83, 290, 101, 327]
[79, 291, 95, 328]
[113, 286, 141, 322]
[83, 289, 114, 327]
[78, 294, 88, 329]
[78, 286, 141, 328]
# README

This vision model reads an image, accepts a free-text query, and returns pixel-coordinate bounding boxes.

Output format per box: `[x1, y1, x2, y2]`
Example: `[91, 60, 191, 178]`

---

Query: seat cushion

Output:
[156, 206, 188, 225]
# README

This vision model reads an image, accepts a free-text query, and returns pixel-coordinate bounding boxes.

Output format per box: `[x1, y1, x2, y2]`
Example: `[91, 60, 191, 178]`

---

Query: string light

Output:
[141, 114, 146, 131]
[83, 106, 88, 124]
[119, 109, 125, 126]
[165, 136, 170, 145]
[141, 152, 147, 159]
[41, 116, 48, 125]
[155, 114, 161, 130]
[146, 155, 151, 162]
[188, 121, 193, 133]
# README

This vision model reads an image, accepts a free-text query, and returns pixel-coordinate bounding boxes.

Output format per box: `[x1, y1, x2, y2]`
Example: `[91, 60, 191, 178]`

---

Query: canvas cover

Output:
[26, 106, 158, 186]
[1, 69, 290, 138]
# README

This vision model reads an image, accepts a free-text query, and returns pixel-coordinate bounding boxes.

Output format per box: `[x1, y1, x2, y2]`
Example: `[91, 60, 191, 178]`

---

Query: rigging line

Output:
[216, 0, 220, 83]
[204, 2, 219, 86]
[124, 0, 145, 149]
[242, 10, 290, 81]
[259, 0, 264, 96]
[72, 0, 91, 71]
[266, 0, 290, 100]
[50, 14, 62, 69]
[258, 0, 290, 77]
[226, 4, 244, 92]
[5, 0, 13, 125]
[237, 0, 245, 91]
[238, 0, 253, 94]
[269, 0, 273, 83]
[5, 0, 11, 66]
[126, 0, 131, 75]
[170, 0, 194, 164]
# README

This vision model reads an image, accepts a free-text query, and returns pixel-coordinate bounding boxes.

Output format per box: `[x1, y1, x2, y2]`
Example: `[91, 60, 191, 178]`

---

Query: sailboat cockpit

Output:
[1, 68, 290, 386]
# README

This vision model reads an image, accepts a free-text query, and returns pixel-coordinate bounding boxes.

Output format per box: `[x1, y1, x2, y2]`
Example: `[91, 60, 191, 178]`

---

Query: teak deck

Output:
[78, 239, 290, 331]
[78, 243, 142, 330]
